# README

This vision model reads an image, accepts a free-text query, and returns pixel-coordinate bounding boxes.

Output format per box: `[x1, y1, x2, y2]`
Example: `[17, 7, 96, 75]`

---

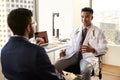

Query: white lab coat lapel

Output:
[74, 27, 82, 51]
[62, 27, 83, 59]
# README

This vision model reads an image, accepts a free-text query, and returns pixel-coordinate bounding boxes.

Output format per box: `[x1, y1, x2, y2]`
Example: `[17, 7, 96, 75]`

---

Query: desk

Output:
[30, 37, 68, 53]
[44, 42, 68, 53]
[43, 41, 68, 63]
[30, 38, 68, 63]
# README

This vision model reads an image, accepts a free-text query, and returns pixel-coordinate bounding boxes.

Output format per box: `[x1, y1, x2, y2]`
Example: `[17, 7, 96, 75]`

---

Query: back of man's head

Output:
[7, 8, 33, 36]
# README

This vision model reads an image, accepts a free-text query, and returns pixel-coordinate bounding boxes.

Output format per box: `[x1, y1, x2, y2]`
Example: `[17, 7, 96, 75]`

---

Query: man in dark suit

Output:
[1, 8, 59, 80]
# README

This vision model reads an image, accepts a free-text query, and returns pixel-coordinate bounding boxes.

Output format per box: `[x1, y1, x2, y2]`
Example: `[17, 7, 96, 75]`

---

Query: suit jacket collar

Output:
[13, 35, 28, 40]
[10, 36, 29, 43]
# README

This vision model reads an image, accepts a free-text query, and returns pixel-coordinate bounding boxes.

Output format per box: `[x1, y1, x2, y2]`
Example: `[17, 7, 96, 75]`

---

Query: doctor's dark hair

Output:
[7, 8, 33, 36]
[81, 7, 93, 14]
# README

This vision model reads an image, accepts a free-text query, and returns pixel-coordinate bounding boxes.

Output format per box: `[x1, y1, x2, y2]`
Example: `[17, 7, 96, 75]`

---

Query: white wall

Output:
[103, 45, 120, 66]
[37, 0, 91, 41]
[73, 0, 91, 28]
[38, 0, 73, 42]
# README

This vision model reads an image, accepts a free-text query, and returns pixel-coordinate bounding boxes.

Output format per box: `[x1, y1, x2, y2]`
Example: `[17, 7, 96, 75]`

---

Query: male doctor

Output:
[55, 7, 108, 80]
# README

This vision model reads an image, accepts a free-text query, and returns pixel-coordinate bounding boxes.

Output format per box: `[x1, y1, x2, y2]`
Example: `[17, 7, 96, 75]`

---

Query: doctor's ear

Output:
[91, 16, 93, 20]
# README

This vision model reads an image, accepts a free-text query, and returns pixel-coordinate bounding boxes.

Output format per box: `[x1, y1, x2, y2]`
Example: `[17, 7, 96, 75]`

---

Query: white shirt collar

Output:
[13, 35, 29, 40]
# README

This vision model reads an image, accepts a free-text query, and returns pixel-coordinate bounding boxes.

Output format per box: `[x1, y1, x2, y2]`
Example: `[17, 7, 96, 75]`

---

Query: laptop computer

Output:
[35, 31, 60, 50]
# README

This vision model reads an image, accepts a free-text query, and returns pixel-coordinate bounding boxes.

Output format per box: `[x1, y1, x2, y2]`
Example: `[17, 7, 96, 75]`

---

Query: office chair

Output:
[64, 55, 103, 80]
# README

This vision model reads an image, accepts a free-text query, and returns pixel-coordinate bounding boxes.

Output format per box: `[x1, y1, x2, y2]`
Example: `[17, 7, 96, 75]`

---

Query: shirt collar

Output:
[13, 35, 29, 40]
[82, 23, 93, 30]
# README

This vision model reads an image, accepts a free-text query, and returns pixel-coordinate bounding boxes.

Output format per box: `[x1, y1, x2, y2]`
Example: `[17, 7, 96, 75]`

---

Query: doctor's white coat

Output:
[62, 24, 108, 74]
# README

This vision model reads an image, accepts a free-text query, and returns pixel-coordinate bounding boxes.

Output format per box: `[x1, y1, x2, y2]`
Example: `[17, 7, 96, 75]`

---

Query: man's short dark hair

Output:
[7, 8, 33, 36]
[81, 7, 93, 14]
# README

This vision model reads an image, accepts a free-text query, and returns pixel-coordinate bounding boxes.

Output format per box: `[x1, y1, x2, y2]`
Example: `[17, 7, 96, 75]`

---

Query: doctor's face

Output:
[81, 11, 93, 27]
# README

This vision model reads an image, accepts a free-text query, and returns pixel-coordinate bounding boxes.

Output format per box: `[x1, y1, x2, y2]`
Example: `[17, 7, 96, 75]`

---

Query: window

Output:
[24, 5, 27, 8]
[20, 5, 23, 7]
[2, 4, 4, 7]
[16, 4, 19, 7]
[20, 0, 23, 3]
[6, 0, 9, 2]
[16, 0, 19, 2]
[24, 1, 26, 3]
[92, 0, 120, 45]
[28, 1, 30, 3]
[6, 4, 10, 7]
[0, 0, 36, 49]
[12, 4, 14, 7]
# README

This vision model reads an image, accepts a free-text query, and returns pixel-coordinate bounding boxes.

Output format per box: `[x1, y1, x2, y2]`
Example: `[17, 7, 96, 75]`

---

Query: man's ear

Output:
[26, 24, 31, 33]
[24, 24, 30, 36]
[91, 16, 93, 20]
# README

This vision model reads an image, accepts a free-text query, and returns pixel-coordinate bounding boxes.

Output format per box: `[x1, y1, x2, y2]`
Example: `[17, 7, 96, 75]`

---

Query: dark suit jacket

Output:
[1, 37, 59, 80]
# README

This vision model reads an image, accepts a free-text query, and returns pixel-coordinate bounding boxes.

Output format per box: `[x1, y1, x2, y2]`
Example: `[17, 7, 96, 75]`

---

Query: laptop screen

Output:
[35, 31, 49, 45]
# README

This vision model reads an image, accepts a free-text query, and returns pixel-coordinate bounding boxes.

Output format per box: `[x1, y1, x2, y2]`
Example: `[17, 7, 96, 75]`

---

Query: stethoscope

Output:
[92, 29, 96, 39]
[76, 28, 96, 38]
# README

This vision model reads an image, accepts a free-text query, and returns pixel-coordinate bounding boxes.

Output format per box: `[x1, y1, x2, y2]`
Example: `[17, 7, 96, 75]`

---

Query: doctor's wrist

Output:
[91, 48, 95, 53]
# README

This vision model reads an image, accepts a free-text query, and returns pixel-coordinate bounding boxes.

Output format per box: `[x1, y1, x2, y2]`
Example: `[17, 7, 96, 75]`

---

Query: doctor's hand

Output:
[59, 49, 66, 58]
[36, 37, 45, 45]
[81, 43, 95, 53]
